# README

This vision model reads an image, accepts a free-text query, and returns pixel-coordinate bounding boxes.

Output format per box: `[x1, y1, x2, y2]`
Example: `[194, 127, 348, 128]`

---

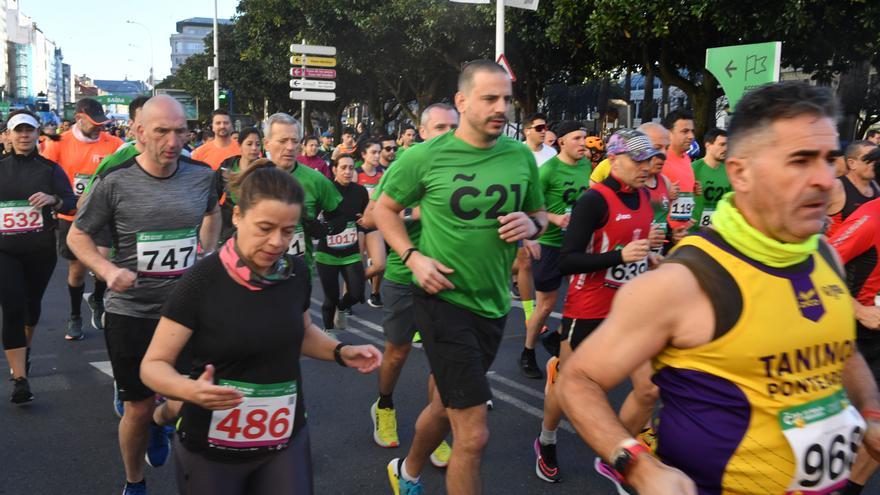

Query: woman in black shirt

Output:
[0, 110, 76, 403]
[141, 163, 381, 494]
[215, 127, 263, 246]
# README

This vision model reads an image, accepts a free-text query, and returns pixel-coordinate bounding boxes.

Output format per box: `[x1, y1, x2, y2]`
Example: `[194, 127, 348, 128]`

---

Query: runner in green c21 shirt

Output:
[690, 128, 730, 232]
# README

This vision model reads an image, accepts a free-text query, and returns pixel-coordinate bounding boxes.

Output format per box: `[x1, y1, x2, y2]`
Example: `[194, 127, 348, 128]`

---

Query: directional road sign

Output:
[290, 79, 337, 91]
[289, 90, 336, 102]
[290, 44, 336, 57]
[290, 68, 337, 79]
[706, 41, 781, 110]
[290, 55, 336, 68]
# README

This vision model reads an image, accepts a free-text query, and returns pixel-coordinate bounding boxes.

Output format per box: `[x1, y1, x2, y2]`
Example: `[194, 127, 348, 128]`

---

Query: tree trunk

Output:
[641, 66, 655, 123]
[691, 70, 719, 147]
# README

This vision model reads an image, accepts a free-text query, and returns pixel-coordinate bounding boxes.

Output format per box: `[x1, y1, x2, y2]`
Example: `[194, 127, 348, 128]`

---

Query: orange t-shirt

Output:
[42, 130, 124, 220]
[662, 150, 695, 229]
[191, 140, 241, 170]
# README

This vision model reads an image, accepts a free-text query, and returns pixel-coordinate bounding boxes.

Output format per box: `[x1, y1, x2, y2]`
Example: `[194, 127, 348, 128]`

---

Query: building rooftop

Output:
[175, 17, 233, 33]
[93, 79, 149, 97]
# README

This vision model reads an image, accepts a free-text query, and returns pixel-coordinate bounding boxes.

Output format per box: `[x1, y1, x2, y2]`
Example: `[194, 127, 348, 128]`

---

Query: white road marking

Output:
[89, 360, 114, 378]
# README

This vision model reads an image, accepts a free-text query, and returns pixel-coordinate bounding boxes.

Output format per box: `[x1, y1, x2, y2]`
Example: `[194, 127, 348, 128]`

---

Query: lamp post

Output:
[125, 20, 154, 94]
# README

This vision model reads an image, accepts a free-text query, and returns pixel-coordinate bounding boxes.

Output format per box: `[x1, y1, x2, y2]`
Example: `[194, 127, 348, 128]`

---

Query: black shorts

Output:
[104, 312, 192, 402]
[531, 244, 564, 293]
[57, 219, 112, 260]
[413, 291, 506, 409]
[560, 317, 604, 350]
[857, 325, 880, 382]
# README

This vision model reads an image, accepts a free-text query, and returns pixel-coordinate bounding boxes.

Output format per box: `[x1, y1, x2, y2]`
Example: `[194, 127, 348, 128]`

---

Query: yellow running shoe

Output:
[371, 399, 399, 447]
[638, 426, 657, 453]
[412, 331, 423, 349]
[429, 440, 452, 468]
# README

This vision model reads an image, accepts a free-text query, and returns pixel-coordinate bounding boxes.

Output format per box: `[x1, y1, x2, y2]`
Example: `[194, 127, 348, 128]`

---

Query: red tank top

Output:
[356, 166, 384, 195]
[563, 182, 654, 319]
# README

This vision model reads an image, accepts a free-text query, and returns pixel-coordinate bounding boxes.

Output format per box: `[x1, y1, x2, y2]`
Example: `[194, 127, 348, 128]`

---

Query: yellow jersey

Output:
[653, 230, 864, 495]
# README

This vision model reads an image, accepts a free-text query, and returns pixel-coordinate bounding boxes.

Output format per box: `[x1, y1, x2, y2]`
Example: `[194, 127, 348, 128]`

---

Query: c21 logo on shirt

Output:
[450, 174, 523, 220]
[562, 184, 588, 206]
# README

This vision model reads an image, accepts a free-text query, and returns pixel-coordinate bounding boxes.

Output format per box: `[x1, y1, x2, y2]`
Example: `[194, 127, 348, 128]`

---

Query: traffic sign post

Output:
[290, 42, 337, 118]
[289, 91, 337, 102]
[289, 44, 337, 57]
[290, 79, 337, 91]
[706, 41, 781, 110]
[290, 68, 337, 79]
[290, 55, 337, 68]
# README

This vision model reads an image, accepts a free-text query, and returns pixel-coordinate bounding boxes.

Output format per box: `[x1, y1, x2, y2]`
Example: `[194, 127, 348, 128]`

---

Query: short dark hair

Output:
[331, 154, 356, 170]
[400, 125, 415, 133]
[458, 59, 508, 94]
[303, 135, 319, 146]
[129, 96, 150, 122]
[845, 140, 875, 161]
[211, 109, 231, 120]
[357, 138, 381, 158]
[237, 126, 261, 146]
[524, 112, 548, 128]
[867, 129, 879, 139]
[342, 126, 355, 136]
[728, 81, 839, 155]
[379, 135, 396, 145]
[233, 160, 304, 214]
[704, 128, 727, 145]
[662, 109, 694, 130]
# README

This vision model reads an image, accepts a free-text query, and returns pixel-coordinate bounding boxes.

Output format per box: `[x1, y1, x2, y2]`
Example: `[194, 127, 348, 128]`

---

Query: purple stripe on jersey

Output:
[653, 367, 751, 495]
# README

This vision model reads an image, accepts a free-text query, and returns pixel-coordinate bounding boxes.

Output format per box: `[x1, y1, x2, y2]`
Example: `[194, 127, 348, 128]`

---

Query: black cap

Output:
[74, 98, 110, 126]
[553, 120, 586, 140]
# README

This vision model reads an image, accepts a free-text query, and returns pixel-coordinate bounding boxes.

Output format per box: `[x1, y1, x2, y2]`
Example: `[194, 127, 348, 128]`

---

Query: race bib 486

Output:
[208, 380, 297, 450]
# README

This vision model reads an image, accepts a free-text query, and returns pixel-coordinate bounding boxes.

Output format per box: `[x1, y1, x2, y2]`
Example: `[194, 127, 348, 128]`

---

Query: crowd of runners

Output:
[3, 57, 880, 495]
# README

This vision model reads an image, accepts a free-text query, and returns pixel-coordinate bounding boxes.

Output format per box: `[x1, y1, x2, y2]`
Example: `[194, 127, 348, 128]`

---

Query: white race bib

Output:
[136, 227, 197, 277]
[604, 257, 648, 287]
[326, 222, 358, 249]
[780, 390, 866, 494]
[669, 192, 695, 221]
[208, 380, 297, 449]
[0, 200, 43, 233]
[699, 208, 715, 227]
[73, 173, 91, 196]
[287, 227, 306, 257]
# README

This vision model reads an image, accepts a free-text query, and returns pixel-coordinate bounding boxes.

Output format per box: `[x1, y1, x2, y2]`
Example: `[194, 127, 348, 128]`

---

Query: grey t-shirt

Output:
[75, 156, 218, 319]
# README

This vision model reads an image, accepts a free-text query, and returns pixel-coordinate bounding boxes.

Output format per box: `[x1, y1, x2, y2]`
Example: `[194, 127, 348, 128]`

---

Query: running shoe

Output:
[510, 279, 521, 300]
[534, 438, 561, 483]
[368, 292, 384, 308]
[113, 381, 125, 418]
[323, 328, 338, 339]
[121, 480, 147, 495]
[84, 292, 104, 331]
[65, 315, 84, 341]
[545, 355, 560, 395]
[387, 458, 423, 495]
[334, 307, 347, 330]
[371, 399, 399, 447]
[638, 426, 657, 452]
[594, 457, 636, 495]
[10, 377, 34, 404]
[519, 348, 542, 379]
[429, 440, 452, 468]
[144, 423, 172, 467]
[411, 331, 423, 349]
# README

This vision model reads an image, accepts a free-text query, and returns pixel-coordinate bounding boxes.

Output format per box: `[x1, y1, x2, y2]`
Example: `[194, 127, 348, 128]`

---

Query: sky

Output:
[19, 0, 239, 82]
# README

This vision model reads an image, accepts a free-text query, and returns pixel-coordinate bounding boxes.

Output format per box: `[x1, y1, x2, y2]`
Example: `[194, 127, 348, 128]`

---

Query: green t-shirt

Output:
[690, 158, 731, 231]
[290, 163, 343, 266]
[537, 156, 591, 247]
[371, 171, 422, 285]
[382, 133, 544, 319]
[84, 142, 139, 194]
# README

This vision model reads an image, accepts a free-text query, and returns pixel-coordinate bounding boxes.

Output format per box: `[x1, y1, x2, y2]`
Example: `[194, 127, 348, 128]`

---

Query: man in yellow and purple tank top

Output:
[555, 81, 880, 495]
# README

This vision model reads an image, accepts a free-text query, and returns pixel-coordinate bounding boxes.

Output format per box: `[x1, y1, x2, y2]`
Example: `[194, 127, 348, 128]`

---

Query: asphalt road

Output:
[2, 263, 879, 494]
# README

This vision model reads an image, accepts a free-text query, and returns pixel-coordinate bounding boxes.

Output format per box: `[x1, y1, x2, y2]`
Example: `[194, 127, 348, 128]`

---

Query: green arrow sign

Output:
[706, 41, 781, 110]
[95, 94, 133, 106]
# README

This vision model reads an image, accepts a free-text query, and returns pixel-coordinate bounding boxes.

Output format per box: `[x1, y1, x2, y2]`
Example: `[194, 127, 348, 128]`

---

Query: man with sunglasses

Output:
[380, 136, 398, 169]
[524, 112, 557, 167]
[42, 98, 123, 340]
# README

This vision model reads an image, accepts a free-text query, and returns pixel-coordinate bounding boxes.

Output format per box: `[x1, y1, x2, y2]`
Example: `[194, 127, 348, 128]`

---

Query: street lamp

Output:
[125, 20, 154, 94]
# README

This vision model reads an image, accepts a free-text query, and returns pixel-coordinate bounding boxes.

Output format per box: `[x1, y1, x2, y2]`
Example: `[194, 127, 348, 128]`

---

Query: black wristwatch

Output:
[527, 216, 543, 240]
[611, 439, 651, 481]
[333, 343, 348, 367]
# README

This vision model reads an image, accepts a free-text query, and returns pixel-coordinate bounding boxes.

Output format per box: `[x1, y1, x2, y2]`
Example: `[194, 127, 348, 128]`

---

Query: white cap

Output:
[7, 113, 39, 131]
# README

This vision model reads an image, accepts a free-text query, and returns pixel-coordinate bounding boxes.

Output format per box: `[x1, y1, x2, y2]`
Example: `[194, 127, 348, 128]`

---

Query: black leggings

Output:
[316, 261, 365, 329]
[0, 247, 57, 350]
[173, 427, 313, 495]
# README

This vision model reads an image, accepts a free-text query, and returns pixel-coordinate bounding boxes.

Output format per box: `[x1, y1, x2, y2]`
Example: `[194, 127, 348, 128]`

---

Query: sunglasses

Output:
[383, 146, 398, 152]
[528, 124, 548, 132]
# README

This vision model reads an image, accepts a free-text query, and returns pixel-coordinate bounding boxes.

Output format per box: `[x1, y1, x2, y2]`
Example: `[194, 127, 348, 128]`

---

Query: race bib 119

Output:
[208, 379, 297, 450]
[670, 192, 695, 222]
[780, 389, 866, 494]
[136, 227, 197, 277]
[0, 200, 43, 234]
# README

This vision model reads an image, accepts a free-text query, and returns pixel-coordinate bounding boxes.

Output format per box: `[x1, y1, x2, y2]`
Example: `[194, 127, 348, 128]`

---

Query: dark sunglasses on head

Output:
[528, 124, 548, 132]
[383, 146, 398, 152]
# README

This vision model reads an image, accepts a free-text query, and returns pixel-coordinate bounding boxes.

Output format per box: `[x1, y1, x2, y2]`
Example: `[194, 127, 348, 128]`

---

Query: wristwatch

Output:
[527, 216, 543, 240]
[611, 438, 651, 481]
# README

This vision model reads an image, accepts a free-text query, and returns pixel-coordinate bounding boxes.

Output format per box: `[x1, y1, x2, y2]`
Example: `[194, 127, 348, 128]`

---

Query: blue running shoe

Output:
[144, 423, 171, 467]
[388, 458, 423, 495]
[121, 480, 146, 495]
[113, 381, 124, 418]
